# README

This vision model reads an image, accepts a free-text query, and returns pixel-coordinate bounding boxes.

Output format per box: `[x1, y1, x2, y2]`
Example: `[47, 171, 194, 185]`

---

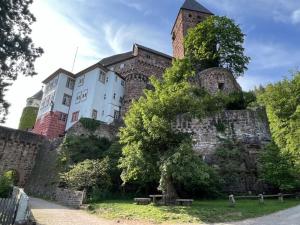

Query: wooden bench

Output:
[175, 199, 193, 206]
[134, 198, 151, 205]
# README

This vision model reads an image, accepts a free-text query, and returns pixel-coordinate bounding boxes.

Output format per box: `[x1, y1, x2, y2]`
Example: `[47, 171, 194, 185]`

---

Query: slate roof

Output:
[99, 52, 134, 67]
[181, 0, 213, 14]
[134, 44, 173, 60]
[29, 90, 43, 100]
[99, 44, 172, 67]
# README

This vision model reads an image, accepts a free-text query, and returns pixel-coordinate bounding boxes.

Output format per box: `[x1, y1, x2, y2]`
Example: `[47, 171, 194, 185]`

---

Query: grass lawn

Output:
[87, 199, 300, 224]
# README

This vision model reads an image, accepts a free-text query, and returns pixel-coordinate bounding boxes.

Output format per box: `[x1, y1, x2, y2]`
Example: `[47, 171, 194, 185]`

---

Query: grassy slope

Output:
[88, 199, 300, 224]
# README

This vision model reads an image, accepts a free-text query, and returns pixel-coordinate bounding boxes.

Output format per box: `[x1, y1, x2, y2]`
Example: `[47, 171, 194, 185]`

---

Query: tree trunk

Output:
[162, 176, 178, 205]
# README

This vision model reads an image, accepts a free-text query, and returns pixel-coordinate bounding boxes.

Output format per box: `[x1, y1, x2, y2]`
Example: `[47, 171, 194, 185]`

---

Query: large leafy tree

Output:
[119, 59, 225, 200]
[256, 73, 300, 159]
[0, 0, 43, 122]
[184, 16, 250, 78]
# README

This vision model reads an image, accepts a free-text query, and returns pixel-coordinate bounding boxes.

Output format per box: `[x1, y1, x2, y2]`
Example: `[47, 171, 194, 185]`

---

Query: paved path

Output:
[216, 204, 300, 225]
[30, 197, 300, 225]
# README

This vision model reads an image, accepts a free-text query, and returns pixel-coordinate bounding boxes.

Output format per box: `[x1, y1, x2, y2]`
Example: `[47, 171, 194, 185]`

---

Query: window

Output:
[99, 71, 106, 83]
[92, 109, 97, 120]
[75, 91, 81, 104]
[106, 77, 109, 83]
[218, 82, 225, 91]
[146, 54, 151, 59]
[102, 110, 104, 116]
[81, 89, 88, 101]
[113, 93, 116, 99]
[66, 78, 75, 89]
[104, 94, 106, 100]
[115, 75, 118, 82]
[78, 75, 85, 86]
[62, 94, 72, 106]
[59, 113, 68, 122]
[119, 96, 123, 103]
[45, 76, 58, 94]
[121, 80, 125, 86]
[114, 110, 120, 120]
[71, 111, 79, 122]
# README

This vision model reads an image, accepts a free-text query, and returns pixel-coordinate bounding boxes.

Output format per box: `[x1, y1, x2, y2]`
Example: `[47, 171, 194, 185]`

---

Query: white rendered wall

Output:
[66, 68, 124, 130]
[37, 73, 74, 118]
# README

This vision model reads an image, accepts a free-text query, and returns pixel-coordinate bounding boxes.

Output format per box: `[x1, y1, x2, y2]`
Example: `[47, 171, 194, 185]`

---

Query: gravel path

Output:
[216, 204, 300, 225]
[30, 197, 300, 225]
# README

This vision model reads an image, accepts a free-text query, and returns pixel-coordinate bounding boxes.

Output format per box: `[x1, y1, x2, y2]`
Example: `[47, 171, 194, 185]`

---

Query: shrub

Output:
[61, 158, 111, 193]
[0, 170, 17, 198]
[79, 118, 103, 131]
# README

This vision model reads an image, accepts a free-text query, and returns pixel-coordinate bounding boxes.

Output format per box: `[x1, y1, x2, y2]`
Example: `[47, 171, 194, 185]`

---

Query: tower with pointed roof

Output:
[172, 0, 213, 59]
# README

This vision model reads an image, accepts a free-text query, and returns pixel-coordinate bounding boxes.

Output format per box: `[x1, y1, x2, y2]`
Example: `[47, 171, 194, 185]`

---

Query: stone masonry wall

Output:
[55, 188, 85, 209]
[0, 126, 45, 187]
[174, 108, 271, 193]
[174, 108, 271, 158]
[109, 47, 172, 115]
[172, 9, 212, 59]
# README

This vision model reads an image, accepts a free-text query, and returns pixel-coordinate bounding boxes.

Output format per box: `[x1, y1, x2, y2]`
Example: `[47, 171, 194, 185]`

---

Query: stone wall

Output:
[108, 46, 172, 115]
[172, 9, 212, 59]
[193, 67, 241, 95]
[55, 188, 85, 209]
[25, 138, 62, 199]
[174, 108, 271, 158]
[174, 108, 271, 193]
[0, 126, 45, 187]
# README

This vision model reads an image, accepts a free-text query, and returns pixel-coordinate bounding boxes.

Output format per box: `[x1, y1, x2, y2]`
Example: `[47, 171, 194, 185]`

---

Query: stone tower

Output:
[172, 0, 213, 59]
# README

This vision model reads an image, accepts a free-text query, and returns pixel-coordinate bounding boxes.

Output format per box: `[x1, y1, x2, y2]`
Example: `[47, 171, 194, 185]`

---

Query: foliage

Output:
[119, 58, 226, 197]
[224, 91, 256, 110]
[256, 73, 300, 159]
[61, 158, 111, 192]
[79, 118, 103, 132]
[159, 140, 220, 197]
[0, 170, 17, 198]
[0, 0, 43, 122]
[89, 199, 300, 224]
[259, 142, 300, 191]
[184, 16, 250, 78]
[58, 135, 124, 198]
[59, 135, 111, 165]
[18, 106, 38, 130]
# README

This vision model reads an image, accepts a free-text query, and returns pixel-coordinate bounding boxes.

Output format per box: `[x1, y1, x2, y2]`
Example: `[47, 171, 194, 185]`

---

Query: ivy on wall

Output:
[18, 106, 39, 130]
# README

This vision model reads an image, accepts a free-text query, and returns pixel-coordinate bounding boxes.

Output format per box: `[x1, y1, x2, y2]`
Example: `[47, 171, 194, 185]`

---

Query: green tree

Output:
[0, 0, 43, 122]
[119, 59, 225, 200]
[184, 16, 250, 78]
[259, 142, 299, 191]
[256, 73, 300, 158]
[61, 158, 111, 192]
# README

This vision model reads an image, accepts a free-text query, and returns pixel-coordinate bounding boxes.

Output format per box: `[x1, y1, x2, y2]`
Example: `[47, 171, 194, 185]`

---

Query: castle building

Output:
[32, 0, 226, 139]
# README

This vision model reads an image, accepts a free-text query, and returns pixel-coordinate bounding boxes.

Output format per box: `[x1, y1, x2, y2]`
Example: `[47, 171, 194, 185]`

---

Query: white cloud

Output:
[3, 0, 101, 129]
[245, 41, 300, 70]
[292, 9, 300, 24]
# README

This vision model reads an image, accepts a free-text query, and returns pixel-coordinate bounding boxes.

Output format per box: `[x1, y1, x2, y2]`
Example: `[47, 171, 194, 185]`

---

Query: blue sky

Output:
[4, 0, 300, 128]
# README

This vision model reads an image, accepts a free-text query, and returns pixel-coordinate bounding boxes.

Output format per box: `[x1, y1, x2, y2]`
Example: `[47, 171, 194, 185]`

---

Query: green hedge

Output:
[19, 106, 39, 130]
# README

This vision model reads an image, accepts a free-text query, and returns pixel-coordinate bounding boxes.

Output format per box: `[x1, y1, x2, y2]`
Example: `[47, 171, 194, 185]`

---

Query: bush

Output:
[0, 170, 16, 198]
[225, 91, 256, 110]
[79, 118, 104, 131]
[259, 142, 300, 192]
[60, 158, 111, 193]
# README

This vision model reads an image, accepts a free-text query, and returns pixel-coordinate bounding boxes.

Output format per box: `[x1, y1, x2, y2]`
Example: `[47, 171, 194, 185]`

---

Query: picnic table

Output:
[134, 198, 151, 205]
[149, 195, 164, 204]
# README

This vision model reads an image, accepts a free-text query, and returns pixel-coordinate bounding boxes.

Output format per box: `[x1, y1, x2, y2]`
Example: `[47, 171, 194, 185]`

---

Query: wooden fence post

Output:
[229, 194, 235, 207]
[278, 193, 283, 202]
[259, 194, 264, 204]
